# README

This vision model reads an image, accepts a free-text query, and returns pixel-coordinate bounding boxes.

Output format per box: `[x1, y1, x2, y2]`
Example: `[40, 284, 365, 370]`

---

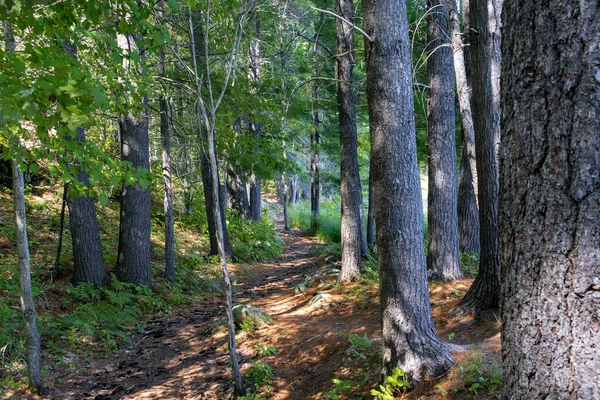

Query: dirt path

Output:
[42, 211, 379, 400]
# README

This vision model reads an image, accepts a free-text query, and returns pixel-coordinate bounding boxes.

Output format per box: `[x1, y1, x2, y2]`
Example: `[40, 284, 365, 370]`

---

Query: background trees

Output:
[500, 1, 599, 397]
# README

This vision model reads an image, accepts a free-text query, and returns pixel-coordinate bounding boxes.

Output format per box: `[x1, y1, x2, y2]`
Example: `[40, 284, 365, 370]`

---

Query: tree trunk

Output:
[366, 167, 375, 253]
[226, 166, 250, 219]
[116, 108, 152, 287]
[457, 0, 501, 313]
[450, 0, 480, 256]
[59, 40, 107, 286]
[310, 28, 321, 234]
[289, 176, 297, 205]
[249, 173, 261, 221]
[363, 0, 454, 382]
[5, 21, 42, 392]
[337, 0, 365, 282]
[426, 0, 462, 281]
[159, 68, 176, 281]
[500, 2, 599, 398]
[277, 174, 284, 204]
[68, 128, 107, 287]
[283, 173, 290, 230]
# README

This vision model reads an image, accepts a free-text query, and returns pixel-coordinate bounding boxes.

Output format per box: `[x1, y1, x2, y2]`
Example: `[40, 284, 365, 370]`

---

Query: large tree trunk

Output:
[500, 2, 599, 398]
[116, 108, 152, 287]
[363, 0, 454, 382]
[249, 173, 261, 220]
[426, 0, 462, 281]
[60, 41, 107, 287]
[450, 0, 480, 256]
[5, 21, 42, 392]
[337, 0, 366, 282]
[159, 29, 176, 281]
[248, 13, 262, 222]
[457, 0, 502, 313]
[115, 32, 152, 288]
[68, 128, 107, 287]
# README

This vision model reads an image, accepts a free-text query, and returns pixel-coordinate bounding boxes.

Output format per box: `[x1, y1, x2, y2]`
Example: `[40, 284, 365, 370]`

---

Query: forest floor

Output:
[4, 194, 502, 400]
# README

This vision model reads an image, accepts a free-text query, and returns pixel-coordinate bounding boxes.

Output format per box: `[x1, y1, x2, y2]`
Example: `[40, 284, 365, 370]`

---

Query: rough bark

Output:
[283, 174, 290, 230]
[68, 128, 107, 286]
[59, 41, 107, 286]
[116, 108, 152, 287]
[366, 167, 375, 253]
[450, 0, 480, 256]
[426, 0, 462, 281]
[500, 1, 599, 398]
[247, 14, 262, 222]
[226, 166, 250, 219]
[364, 0, 455, 382]
[5, 21, 42, 392]
[457, 0, 501, 313]
[337, 0, 365, 282]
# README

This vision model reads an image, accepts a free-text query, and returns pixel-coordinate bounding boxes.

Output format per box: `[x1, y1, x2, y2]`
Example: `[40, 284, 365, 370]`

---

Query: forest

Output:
[0, 0, 598, 399]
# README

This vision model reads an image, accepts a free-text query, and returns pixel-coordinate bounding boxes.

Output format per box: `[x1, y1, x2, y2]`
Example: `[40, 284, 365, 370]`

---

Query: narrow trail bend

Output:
[45, 210, 380, 400]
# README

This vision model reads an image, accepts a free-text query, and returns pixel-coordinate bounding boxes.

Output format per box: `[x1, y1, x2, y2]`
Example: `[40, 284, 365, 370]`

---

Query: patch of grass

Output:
[457, 351, 503, 395]
[288, 200, 341, 244]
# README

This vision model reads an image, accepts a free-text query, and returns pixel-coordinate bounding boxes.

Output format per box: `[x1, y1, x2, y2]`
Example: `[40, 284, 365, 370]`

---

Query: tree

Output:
[4, 20, 42, 392]
[67, 128, 108, 287]
[336, 0, 367, 282]
[500, 1, 599, 397]
[60, 41, 107, 287]
[115, 32, 153, 288]
[310, 21, 322, 234]
[158, 18, 176, 281]
[363, 0, 454, 381]
[457, 0, 501, 313]
[450, 0, 480, 256]
[426, 0, 462, 281]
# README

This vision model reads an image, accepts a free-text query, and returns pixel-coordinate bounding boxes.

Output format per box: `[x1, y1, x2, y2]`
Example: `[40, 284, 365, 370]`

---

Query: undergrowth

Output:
[227, 211, 285, 262]
[288, 200, 341, 243]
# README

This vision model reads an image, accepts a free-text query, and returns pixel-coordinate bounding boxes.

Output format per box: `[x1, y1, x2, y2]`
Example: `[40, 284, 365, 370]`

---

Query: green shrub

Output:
[288, 200, 341, 244]
[227, 213, 284, 262]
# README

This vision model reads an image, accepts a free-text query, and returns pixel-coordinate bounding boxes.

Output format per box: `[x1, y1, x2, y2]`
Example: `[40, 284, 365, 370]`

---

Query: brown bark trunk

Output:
[364, 0, 454, 382]
[426, 0, 462, 281]
[500, 1, 599, 398]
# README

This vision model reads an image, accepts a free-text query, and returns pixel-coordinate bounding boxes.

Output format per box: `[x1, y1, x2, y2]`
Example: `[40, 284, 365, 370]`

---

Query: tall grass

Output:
[288, 200, 341, 244]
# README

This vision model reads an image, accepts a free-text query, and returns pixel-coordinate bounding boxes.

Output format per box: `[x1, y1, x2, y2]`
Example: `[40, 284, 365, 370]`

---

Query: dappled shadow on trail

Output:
[37, 198, 500, 400]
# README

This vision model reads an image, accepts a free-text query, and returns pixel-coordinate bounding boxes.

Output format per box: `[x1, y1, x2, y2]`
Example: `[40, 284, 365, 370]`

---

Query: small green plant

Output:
[323, 378, 353, 400]
[447, 332, 455, 340]
[245, 361, 275, 385]
[348, 333, 372, 353]
[370, 368, 411, 400]
[239, 318, 257, 333]
[256, 344, 277, 357]
[227, 213, 285, 262]
[459, 353, 503, 395]
[435, 383, 449, 397]
[460, 252, 480, 278]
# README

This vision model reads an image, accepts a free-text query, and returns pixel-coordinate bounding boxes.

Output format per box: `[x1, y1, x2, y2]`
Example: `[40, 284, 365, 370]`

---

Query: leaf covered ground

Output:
[1, 190, 502, 399]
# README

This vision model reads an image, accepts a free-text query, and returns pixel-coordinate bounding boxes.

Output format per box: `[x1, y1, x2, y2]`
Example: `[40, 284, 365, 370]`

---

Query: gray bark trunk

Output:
[366, 168, 375, 253]
[450, 0, 480, 256]
[249, 173, 261, 221]
[500, 1, 599, 398]
[226, 166, 250, 219]
[60, 41, 107, 287]
[457, 0, 502, 313]
[363, 0, 455, 382]
[116, 108, 152, 288]
[426, 0, 462, 281]
[310, 29, 321, 234]
[68, 128, 108, 287]
[159, 24, 176, 281]
[337, 0, 365, 282]
[5, 21, 42, 392]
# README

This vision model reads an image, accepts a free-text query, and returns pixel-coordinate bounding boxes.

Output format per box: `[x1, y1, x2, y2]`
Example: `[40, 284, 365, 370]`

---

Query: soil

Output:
[4, 197, 501, 400]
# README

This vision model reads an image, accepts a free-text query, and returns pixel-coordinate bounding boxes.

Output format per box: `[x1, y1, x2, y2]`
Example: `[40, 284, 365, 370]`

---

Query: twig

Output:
[309, 6, 373, 42]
